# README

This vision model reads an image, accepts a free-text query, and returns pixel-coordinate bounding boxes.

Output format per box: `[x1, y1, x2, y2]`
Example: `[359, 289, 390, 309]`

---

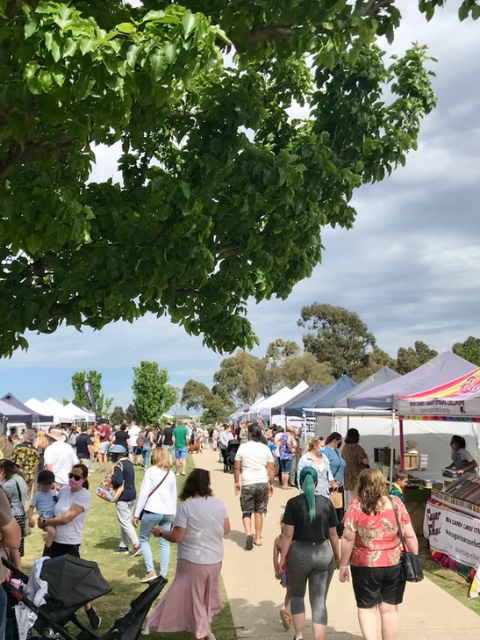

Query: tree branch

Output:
[241, 26, 298, 44]
[0, 135, 74, 183]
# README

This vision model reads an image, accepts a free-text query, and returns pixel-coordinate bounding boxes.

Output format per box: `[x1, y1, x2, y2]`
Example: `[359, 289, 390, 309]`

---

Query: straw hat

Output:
[48, 428, 66, 442]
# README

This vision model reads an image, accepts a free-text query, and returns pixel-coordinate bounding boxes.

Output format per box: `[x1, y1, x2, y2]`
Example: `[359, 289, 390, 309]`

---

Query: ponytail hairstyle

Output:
[299, 466, 318, 522]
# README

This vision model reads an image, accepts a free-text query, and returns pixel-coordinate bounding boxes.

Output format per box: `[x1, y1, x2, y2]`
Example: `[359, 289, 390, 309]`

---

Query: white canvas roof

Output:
[251, 383, 309, 418]
[27, 398, 73, 423]
[64, 402, 95, 422]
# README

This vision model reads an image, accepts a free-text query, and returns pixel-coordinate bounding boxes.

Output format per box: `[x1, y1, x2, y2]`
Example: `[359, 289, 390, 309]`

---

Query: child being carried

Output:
[27, 470, 58, 552]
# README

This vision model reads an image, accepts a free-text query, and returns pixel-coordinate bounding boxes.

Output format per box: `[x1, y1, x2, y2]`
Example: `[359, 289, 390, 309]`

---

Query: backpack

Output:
[137, 434, 145, 448]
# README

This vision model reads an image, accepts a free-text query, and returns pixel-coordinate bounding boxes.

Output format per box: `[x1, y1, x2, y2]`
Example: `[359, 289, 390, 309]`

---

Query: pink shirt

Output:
[344, 496, 410, 567]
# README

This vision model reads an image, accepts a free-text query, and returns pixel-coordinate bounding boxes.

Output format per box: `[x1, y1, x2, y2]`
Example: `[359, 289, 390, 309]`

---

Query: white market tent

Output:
[26, 398, 73, 424]
[64, 402, 95, 422]
[249, 383, 309, 421]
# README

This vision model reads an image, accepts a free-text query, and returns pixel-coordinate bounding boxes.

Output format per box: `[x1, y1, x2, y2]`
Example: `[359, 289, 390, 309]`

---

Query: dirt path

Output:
[196, 448, 480, 639]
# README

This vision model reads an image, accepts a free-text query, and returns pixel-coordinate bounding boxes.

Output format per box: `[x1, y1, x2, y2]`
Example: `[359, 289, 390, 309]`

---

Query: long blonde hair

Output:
[34, 430, 49, 450]
[151, 448, 171, 470]
[355, 469, 388, 515]
[0, 436, 14, 458]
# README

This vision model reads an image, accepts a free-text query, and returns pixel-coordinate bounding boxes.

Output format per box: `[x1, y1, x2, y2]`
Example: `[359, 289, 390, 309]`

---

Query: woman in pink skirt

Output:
[146, 468, 230, 640]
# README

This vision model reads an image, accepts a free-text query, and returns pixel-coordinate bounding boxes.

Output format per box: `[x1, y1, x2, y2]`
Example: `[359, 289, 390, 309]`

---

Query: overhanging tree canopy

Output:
[0, 1, 441, 355]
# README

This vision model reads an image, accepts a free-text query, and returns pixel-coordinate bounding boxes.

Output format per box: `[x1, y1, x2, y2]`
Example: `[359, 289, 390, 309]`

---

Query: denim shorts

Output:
[175, 447, 188, 460]
[279, 458, 292, 474]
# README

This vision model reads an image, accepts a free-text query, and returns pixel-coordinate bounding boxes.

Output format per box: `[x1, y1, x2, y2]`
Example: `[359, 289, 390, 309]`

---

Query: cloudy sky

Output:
[1, 3, 479, 410]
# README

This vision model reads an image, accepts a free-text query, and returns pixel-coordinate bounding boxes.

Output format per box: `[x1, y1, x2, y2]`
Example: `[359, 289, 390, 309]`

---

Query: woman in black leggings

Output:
[280, 467, 340, 640]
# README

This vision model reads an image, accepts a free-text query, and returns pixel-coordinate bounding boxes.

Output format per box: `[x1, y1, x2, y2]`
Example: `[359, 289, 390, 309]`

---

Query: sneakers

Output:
[114, 546, 129, 554]
[245, 535, 253, 551]
[140, 571, 157, 583]
[176, 472, 180, 476]
[129, 545, 142, 558]
[181, 472, 186, 476]
[86, 606, 101, 629]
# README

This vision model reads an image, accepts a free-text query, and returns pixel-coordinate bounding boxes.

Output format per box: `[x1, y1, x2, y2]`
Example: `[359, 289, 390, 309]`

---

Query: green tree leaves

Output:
[452, 337, 480, 367]
[299, 304, 377, 379]
[132, 361, 177, 425]
[70, 370, 113, 415]
[0, 0, 468, 357]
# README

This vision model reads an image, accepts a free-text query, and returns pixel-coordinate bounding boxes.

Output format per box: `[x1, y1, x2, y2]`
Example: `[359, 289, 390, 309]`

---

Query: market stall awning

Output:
[0, 399, 33, 422]
[333, 367, 400, 409]
[304, 374, 357, 414]
[271, 380, 326, 417]
[2, 392, 53, 423]
[348, 351, 476, 410]
[399, 367, 480, 420]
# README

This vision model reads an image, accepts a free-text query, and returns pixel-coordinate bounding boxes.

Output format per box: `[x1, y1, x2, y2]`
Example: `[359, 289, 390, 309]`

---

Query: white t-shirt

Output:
[235, 441, 272, 486]
[128, 425, 141, 446]
[53, 487, 91, 545]
[44, 441, 79, 485]
[174, 497, 227, 565]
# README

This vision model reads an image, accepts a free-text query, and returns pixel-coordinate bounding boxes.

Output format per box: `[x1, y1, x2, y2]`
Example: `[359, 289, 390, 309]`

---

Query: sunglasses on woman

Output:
[69, 473, 83, 481]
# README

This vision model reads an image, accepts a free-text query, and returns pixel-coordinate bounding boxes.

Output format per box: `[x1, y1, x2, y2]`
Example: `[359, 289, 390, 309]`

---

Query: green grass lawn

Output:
[23, 457, 236, 640]
[419, 537, 480, 616]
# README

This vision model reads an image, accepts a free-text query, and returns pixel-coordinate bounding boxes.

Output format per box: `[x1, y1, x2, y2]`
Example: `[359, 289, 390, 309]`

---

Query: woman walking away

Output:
[37, 464, 101, 629]
[280, 467, 340, 640]
[322, 433, 346, 537]
[111, 449, 140, 557]
[342, 428, 369, 496]
[140, 427, 154, 468]
[33, 431, 49, 474]
[134, 448, 177, 583]
[279, 427, 296, 489]
[339, 469, 419, 640]
[0, 460, 27, 569]
[146, 469, 230, 640]
[297, 438, 334, 499]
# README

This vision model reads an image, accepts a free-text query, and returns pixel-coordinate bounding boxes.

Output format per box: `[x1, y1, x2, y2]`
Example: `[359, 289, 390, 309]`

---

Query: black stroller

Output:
[2, 555, 167, 640]
[224, 440, 241, 473]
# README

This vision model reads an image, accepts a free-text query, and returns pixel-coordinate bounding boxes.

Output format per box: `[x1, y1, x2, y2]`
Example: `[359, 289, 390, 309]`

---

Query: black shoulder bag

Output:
[389, 497, 423, 583]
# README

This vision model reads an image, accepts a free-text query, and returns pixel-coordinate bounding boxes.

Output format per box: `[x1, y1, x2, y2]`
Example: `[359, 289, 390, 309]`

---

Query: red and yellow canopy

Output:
[398, 368, 480, 420]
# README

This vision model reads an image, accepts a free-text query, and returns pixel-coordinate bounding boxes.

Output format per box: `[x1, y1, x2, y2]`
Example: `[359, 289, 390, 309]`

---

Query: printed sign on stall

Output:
[424, 501, 480, 569]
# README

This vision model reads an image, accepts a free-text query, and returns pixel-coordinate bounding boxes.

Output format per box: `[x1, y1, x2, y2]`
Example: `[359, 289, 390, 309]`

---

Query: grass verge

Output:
[23, 456, 236, 640]
[419, 537, 480, 616]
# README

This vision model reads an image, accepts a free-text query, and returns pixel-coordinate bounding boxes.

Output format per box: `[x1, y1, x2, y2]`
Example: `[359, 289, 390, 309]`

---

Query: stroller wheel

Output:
[42, 628, 55, 638]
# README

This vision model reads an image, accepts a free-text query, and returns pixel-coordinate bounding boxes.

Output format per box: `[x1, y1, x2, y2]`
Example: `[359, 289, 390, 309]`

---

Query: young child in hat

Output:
[28, 469, 58, 553]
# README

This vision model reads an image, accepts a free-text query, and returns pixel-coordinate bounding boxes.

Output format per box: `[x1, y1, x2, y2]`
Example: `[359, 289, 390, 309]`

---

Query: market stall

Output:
[399, 367, 480, 589]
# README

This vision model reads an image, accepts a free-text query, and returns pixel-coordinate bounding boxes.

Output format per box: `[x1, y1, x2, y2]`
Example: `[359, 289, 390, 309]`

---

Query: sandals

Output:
[280, 609, 292, 630]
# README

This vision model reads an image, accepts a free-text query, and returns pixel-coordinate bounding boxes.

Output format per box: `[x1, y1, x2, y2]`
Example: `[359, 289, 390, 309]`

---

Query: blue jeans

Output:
[139, 512, 173, 576]
[0, 586, 7, 640]
[142, 447, 152, 468]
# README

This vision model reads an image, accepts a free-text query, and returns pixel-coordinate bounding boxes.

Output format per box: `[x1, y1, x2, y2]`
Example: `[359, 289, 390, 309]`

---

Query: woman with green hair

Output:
[280, 466, 340, 640]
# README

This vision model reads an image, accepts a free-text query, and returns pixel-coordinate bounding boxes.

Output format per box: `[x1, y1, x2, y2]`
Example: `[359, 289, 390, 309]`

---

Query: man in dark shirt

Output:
[111, 450, 140, 556]
[76, 425, 93, 466]
[162, 423, 174, 460]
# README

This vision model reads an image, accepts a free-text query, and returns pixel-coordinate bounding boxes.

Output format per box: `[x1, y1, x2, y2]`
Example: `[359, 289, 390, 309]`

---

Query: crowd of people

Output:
[0, 419, 475, 640]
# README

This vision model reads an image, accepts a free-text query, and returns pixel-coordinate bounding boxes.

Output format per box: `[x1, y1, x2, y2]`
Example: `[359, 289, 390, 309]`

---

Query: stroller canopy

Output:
[40, 556, 111, 609]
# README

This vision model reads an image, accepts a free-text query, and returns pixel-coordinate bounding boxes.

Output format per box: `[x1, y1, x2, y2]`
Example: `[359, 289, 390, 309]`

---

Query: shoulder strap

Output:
[147, 470, 170, 500]
[389, 496, 406, 551]
[14, 478, 26, 516]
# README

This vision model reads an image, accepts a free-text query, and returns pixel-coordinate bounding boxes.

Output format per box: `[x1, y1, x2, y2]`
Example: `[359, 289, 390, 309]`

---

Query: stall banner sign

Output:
[424, 499, 480, 569]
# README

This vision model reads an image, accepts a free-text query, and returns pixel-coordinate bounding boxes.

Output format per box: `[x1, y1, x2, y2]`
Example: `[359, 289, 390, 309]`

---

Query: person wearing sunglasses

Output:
[38, 464, 101, 630]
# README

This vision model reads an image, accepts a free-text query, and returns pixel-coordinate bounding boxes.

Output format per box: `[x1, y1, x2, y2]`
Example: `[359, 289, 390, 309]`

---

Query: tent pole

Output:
[389, 396, 395, 487]
[399, 418, 405, 469]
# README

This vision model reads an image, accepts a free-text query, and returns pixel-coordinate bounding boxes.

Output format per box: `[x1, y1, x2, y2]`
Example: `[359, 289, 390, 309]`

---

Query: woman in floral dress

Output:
[339, 469, 419, 640]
